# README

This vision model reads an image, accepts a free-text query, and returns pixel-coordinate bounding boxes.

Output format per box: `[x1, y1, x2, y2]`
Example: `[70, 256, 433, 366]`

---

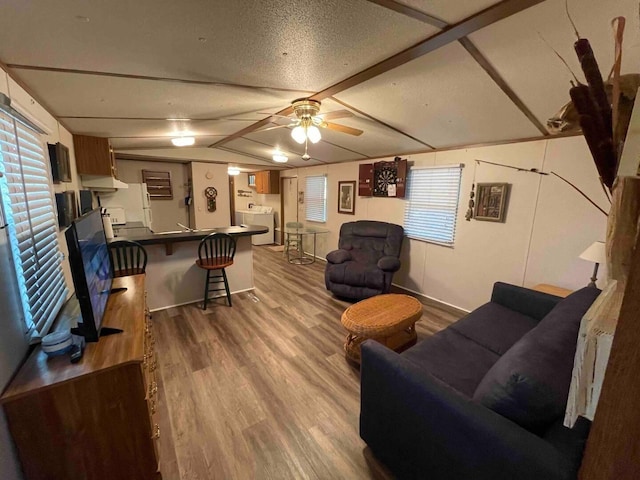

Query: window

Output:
[403, 165, 463, 246]
[0, 109, 68, 339]
[305, 175, 327, 222]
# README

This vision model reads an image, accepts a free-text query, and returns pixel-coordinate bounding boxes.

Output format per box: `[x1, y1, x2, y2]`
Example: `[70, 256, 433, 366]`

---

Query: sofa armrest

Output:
[377, 256, 401, 272]
[326, 249, 352, 264]
[360, 341, 578, 480]
[490, 282, 561, 321]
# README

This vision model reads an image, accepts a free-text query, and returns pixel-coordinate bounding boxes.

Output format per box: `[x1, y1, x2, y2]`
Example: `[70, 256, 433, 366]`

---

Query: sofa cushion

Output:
[327, 261, 385, 289]
[473, 287, 601, 433]
[450, 302, 539, 355]
[403, 328, 500, 397]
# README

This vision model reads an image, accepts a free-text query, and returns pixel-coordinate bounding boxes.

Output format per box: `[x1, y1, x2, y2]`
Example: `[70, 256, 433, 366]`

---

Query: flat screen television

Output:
[65, 209, 113, 342]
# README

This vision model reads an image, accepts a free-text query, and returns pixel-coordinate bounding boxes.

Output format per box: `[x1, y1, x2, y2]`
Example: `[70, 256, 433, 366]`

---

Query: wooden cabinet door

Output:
[255, 172, 265, 193]
[395, 159, 407, 198]
[73, 135, 113, 176]
[359, 164, 374, 196]
[267, 171, 280, 194]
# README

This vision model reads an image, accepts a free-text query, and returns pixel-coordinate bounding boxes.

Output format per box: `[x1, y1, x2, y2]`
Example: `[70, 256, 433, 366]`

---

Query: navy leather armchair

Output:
[325, 221, 404, 300]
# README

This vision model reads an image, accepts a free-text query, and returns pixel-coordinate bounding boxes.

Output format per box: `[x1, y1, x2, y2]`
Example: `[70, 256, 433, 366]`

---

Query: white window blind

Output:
[0, 111, 67, 338]
[403, 165, 463, 246]
[305, 175, 327, 222]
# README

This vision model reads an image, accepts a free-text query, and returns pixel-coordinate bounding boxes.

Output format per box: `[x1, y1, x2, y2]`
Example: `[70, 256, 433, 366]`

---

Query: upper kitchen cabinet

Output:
[73, 134, 117, 177]
[255, 170, 280, 194]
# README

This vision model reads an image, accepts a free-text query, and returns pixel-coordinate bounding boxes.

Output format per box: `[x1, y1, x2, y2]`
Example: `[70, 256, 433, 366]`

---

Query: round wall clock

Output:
[205, 186, 217, 212]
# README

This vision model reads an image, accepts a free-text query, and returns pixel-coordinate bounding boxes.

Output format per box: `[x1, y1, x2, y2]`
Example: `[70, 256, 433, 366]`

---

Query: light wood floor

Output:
[153, 246, 462, 479]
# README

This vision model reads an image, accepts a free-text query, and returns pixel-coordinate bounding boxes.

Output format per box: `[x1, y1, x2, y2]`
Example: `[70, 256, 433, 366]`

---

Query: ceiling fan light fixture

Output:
[307, 125, 321, 144]
[291, 125, 306, 144]
[272, 151, 288, 163]
[227, 166, 240, 176]
[171, 136, 195, 147]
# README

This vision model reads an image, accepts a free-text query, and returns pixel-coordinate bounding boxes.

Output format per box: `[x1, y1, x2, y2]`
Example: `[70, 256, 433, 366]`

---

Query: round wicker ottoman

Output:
[340, 294, 423, 365]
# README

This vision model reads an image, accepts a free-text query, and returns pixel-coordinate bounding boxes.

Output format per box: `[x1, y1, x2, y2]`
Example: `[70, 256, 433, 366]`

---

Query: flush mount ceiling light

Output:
[171, 136, 195, 147]
[227, 167, 240, 176]
[272, 151, 288, 163]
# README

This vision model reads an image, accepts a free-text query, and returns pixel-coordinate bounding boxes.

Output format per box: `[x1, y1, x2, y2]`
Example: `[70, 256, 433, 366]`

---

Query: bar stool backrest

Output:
[198, 233, 236, 267]
[286, 222, 303, 229]
[108, 240, 148, 277]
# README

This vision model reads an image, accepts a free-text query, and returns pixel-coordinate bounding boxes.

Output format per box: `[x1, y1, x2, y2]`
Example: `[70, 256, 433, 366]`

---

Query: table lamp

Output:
[579, 241, 606, 287]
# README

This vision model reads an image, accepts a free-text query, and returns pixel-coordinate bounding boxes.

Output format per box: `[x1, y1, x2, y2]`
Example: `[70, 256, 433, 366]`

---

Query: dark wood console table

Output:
[0, 275, 161, 480]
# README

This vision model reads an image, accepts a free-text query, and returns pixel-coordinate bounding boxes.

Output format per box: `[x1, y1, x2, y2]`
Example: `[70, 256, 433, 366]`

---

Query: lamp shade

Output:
[579, 241, 606, 264]
[307, 125, 321, 144]
[291, 126, 306, 144]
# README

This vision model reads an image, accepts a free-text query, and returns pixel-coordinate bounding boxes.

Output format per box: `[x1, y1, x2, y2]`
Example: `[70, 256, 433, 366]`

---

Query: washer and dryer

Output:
[235, 205, 274, 245]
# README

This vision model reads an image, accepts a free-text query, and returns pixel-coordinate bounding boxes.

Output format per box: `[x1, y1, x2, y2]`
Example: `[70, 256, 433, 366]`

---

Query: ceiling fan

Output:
[258, 98, 363, 160]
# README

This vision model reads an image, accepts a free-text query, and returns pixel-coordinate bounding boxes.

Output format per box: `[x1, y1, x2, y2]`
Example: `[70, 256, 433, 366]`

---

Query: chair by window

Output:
[108, 240, 148, 278]
[325, 221, 404, 300]
[284, 222, 303, 257]
[196, 233, 236, 309]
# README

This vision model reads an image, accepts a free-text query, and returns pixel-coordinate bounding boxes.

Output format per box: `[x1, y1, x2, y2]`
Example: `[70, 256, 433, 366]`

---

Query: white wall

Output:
[115, 159, 190, 232]
[292, 136, 608, 311]
[191, 162, 231, 229]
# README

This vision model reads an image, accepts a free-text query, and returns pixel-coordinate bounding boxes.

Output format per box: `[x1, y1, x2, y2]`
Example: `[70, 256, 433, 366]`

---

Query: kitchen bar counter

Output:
[113, 224, 268, 246]
[109, 224, 270, 311]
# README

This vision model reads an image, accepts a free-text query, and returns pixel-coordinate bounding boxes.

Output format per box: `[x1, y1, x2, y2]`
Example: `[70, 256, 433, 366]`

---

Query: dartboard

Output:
[373, 167, 396, 196]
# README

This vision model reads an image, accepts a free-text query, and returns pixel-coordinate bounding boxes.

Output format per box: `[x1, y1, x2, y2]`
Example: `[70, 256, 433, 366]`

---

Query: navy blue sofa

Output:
[360, 282, 600, 480]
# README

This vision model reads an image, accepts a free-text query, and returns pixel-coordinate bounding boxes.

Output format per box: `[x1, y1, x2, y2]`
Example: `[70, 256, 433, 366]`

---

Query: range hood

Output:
[81, 175, 129, 191]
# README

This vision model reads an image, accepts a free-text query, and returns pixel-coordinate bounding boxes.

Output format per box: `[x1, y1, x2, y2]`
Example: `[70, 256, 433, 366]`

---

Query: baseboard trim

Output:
[390, 283, 470, 316]
[149, 287, 256, 312]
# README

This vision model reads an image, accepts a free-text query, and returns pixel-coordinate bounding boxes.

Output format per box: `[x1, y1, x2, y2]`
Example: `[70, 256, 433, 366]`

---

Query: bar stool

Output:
[284, 222, 303, 258]
[196, 233, 236, 309]
[108, 240, 148, 277]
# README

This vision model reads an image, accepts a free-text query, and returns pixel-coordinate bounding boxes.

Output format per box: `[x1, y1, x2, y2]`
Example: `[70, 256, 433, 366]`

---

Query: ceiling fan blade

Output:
[317, 109, 354, 121]
[322, 122, 363, 136]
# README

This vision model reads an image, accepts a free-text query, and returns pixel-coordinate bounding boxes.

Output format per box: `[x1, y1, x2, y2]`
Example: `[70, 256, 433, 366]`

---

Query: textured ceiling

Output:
[0, 0, 435, 91]
[0, 0, 630, 168]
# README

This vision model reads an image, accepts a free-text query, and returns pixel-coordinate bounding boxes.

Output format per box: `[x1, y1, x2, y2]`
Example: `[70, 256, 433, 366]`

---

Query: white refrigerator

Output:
[99, 183, 153, 229]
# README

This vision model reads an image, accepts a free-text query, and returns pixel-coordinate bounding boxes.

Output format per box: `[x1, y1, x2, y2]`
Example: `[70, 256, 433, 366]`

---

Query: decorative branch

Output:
[473, 159, 608, 216]
[550, 172, 608, 216]
[474, 159, 548, 175]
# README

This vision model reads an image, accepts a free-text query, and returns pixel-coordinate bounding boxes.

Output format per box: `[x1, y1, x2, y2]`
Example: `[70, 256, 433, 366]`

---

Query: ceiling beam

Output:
[457, 38, 548, 135]
[210, 0, 546, 148]
[364, 0, 448, 28]
[58, 116, 264, 122]
[6, 64, 314, 95]
[309, 0, 545, 101]
[356, 130, 581, 162]
[208, 106, 294, 147]
[365, 0, 548, 136]
[330, 96, 435, 148]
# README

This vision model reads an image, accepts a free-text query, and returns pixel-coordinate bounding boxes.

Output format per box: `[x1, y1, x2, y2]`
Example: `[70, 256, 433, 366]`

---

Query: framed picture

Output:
[338, 181, 356, 215]
[474, 183, 510, 222]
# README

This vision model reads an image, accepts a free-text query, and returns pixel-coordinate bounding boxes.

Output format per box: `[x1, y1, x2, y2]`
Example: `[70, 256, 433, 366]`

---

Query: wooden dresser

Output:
[0, 275, 161, 480]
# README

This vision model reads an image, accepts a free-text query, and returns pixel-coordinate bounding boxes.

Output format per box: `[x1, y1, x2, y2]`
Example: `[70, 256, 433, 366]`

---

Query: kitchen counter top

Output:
[111, 224, 269, 251]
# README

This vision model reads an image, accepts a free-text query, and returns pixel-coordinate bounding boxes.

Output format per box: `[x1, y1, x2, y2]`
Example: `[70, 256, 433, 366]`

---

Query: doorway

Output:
[229, 175, 235, 225]
[280, 177, 298, 245]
